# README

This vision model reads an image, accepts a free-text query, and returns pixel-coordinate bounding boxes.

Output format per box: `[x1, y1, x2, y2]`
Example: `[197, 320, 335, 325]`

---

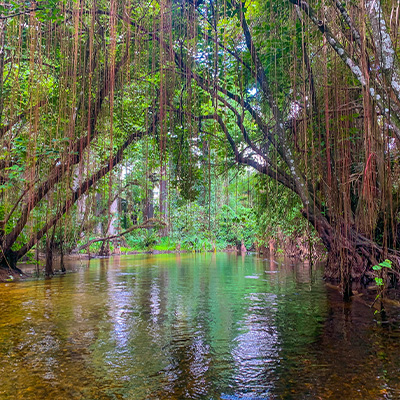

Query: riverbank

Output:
[0, 269, 20, 282]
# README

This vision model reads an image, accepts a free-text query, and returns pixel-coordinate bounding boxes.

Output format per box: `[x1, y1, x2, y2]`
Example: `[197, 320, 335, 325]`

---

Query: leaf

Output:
[375, 278, 384, 286]
[372, 265, 382, 271]
[380, 260, 392, 268]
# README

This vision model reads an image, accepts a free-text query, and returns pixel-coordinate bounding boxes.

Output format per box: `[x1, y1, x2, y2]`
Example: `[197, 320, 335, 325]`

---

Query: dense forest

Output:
[0, 0, 400, 297]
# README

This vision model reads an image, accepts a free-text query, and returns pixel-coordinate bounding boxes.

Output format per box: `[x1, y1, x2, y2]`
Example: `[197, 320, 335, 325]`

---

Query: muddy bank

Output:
[0, 269, 23, 282]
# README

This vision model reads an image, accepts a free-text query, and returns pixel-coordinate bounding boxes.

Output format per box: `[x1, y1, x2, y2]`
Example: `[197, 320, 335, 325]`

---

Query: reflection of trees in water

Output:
[132, 257, 216, 398]
[143, 255, 327, 399]
[231, 293, 279, 398]
[275, 288, 400, 399]
[0, 256, 328, 399]
[0, 270, 119, 399]
[3, 255, 400, 399]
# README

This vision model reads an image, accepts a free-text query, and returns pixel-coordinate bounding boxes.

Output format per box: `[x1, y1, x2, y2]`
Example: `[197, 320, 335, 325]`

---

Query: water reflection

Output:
[232, 292, 279, 398]
[0, 253, 400, 399]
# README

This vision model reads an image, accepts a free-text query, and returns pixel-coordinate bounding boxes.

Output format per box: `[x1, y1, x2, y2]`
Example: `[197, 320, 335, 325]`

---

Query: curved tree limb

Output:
[75, 218, 166, 252]
[214, 113, 299, 193]
[333, 0, 362, 49]
[365, 0, 400, 104]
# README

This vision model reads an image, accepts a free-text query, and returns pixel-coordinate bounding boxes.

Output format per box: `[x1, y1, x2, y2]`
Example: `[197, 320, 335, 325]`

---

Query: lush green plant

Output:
[153, 237, 177, 251]
[123, 230, 159, 250]
[215, 204, 257, 249]
[372, 259, 392, 314]
[254, 175, 320, 250]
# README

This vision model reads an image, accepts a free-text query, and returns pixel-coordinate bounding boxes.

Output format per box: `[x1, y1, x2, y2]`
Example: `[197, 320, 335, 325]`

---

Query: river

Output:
[0, 253, 400, 399]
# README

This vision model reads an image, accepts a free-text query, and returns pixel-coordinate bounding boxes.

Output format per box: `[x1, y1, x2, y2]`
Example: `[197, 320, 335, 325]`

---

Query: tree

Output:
[0, 0, 157, 270]
[160, 0, 400, 296]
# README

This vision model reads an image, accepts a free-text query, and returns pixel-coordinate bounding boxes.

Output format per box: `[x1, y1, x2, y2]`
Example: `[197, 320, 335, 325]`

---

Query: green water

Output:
[1, 253, 400, 399]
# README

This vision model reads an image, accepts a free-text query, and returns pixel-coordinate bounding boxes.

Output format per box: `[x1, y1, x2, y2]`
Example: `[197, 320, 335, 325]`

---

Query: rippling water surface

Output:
[1, 253, 400, 399]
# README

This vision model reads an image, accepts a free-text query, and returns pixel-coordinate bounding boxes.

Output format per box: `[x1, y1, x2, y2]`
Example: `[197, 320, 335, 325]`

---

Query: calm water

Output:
[1, 253, 400, 399]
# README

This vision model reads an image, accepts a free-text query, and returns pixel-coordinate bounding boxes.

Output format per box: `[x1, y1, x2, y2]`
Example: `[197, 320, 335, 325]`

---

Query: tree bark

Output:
[143, 188, 154, 221]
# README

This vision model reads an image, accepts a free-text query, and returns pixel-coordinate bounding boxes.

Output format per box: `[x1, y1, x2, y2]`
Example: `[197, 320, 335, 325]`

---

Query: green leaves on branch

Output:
[372, 259, 392, 316]
[373, 259, 392, 287]
[372, 259, 392, 271]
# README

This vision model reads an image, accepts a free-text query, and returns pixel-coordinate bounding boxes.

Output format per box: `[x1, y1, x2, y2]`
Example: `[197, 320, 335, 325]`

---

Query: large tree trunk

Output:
[306, 207, 400, 297]
[0, 249, 20, 272]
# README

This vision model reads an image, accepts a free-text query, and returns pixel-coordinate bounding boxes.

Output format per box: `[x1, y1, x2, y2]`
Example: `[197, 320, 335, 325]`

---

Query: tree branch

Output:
[290, 0, 400, 140]
[214, 112, 299, 193]
[332, 0, 362, 49]
[365, 0, 400, 105]
[75, 218, 166, 252]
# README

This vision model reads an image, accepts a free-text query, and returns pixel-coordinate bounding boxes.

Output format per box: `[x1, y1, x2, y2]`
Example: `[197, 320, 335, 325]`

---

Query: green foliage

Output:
[2, 0, 379, 285]
[372, 259, 392, 273]
[254, 175, 319, 248]
[215, 204, 256, 249]
[372, 259, 393, 315]
[124, 230, 159, 250]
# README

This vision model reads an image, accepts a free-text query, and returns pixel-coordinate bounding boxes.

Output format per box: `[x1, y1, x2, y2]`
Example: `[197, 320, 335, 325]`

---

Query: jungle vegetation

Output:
[0, 0, 400, 296]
